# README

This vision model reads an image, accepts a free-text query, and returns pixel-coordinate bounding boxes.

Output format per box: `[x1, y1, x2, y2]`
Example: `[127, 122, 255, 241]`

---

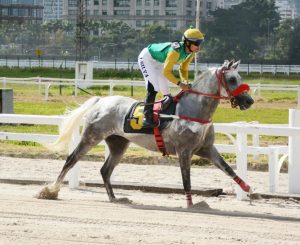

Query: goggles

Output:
[189, 39, 204, 47]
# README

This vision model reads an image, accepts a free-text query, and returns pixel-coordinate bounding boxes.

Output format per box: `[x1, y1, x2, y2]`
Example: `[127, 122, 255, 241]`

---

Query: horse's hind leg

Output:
[37, 133, 103, 199]
[100, 135, 130, 202]
[196, 145, 251, 193]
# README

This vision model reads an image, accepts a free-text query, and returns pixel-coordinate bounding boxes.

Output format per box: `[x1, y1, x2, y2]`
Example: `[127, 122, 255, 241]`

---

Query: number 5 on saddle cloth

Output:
[123, 96, 175, 134]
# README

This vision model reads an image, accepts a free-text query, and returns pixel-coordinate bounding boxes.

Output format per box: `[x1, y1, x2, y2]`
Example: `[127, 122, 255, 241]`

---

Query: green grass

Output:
[214, 107, 288, 124]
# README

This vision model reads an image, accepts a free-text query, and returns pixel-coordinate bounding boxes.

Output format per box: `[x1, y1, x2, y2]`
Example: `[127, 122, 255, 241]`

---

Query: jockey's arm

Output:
[179, 53, 194, 83]
[163, 51, 180, 85]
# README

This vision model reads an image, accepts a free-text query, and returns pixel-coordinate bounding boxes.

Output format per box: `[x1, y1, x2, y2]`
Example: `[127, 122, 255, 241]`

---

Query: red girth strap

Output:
[153, 127, 168, 156]
[153, 102, 168, 156]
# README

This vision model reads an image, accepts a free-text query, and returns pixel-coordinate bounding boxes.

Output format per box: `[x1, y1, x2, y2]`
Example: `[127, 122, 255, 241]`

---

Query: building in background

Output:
[36, 0, 63, 21]
[276, 0, 297, 20]
[0, 0, 43, 23]
[63, 0, 223, 30]
[293, 0, 300, 18]
[218, 0, 244, 9]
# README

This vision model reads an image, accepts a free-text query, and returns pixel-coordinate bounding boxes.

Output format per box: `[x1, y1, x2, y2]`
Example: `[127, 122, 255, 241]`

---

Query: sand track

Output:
[1, 183, 300, 245]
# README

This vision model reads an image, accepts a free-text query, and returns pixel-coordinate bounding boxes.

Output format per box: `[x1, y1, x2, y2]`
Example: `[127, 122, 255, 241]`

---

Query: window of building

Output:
[114, 0, 130, 7]
[166, 10, 176, 15]
[207, 1, 212, 9]
[102, 0, 107, 5]
[136, 9, 141, 15]
[94, 0, 99, 5]
[136, 20, 142, 27]
[145, 10, 150, 15]
[136, 0, 142, 6]
[3, 8, 8, 15]
[166, 0, 177, 8]
[114, 10, 129, 15]
[68, 0, 76, 7]
[153, 9, 159, 16]
[186, 0, 192, 8]
[145, 20, 152, 26]
[68, 9, 76, 15]
[145, 0, 150, 6]
[102, 10, 107, 15]
[94, 9, 99, 15]
[154, 0, 159, 6]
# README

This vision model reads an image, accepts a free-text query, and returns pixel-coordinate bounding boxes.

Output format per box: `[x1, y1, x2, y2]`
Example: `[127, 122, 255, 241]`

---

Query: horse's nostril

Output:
[247, 98, 254, 105]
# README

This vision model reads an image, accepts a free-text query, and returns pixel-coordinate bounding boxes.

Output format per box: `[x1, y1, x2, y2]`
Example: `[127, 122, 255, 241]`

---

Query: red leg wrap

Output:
[233, 176, 251, 192]
[185, 192, 193, 207]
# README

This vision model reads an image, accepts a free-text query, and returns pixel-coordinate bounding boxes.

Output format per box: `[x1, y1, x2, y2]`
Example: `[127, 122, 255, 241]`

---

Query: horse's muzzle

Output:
[234, 93, 254, 110]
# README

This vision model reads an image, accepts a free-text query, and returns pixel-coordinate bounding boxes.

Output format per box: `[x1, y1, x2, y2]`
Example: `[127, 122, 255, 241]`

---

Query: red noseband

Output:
[231, 83, 250, 96]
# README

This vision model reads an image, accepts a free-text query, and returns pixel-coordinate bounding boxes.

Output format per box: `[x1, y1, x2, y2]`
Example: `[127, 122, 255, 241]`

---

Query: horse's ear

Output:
[228, 60, 235, 68]
[231, 60, 240, 69]
[222, 60, 230, 69]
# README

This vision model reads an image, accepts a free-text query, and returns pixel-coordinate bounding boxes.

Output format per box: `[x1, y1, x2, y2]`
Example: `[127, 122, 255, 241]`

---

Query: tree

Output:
[202, 0, 280, 61]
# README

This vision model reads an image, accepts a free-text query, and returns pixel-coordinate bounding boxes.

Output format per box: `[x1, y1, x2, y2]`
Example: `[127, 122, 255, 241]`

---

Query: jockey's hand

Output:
[178, 81, 191, 92]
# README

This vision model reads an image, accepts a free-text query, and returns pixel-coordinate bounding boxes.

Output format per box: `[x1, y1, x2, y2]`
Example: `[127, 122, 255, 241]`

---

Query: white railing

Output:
[1, 77, 300, 107]
[1, 59, 300, 75]
[1, 111, 300, 200]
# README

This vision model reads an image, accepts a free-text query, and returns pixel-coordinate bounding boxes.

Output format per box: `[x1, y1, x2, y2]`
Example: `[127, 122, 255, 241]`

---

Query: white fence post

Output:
[288, 109, 300, 194]
[68, 125, 81, 189]
[44, 83, 50, 101]
[252, 121, 260, 160]
[3, 77, 7, 88]
[38, 77, 42, 96]
[298, 86, 300, 109]
[236, 130, 248, 200]
[268, 146, 279, 193]
[109, 81, 113, 95]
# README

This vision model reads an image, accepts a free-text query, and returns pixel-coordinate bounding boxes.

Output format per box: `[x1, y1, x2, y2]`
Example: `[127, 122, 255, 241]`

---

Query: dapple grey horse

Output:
[37, 60, 254, 207]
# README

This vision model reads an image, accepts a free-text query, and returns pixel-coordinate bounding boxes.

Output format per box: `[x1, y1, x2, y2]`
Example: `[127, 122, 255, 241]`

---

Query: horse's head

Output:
[219, 60, 254, 110]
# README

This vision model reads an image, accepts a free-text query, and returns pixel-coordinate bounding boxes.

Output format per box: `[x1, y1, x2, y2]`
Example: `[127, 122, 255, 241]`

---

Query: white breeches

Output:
[138, 48, 170, 95]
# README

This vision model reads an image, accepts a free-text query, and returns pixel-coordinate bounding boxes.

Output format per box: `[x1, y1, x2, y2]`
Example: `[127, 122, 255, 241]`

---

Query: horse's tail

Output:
[46, 96, 100, 152]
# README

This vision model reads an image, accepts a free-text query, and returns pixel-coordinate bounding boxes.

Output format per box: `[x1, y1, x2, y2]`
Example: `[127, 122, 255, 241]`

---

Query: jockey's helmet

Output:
[183, 27, 204, 48]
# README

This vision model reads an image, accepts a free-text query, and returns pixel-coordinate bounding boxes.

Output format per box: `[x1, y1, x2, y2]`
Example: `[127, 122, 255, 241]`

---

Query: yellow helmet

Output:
[183, 27, 204, 42]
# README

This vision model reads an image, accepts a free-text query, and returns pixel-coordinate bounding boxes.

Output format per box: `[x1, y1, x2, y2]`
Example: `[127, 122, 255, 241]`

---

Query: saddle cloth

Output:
[123, 97, 176, 134]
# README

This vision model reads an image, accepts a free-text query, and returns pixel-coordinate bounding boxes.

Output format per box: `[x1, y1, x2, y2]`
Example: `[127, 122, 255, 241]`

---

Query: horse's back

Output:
[84, 95, 137, 132]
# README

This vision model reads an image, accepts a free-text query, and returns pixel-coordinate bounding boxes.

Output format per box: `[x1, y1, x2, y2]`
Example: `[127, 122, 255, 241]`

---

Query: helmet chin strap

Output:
[184, 40, 193, 53]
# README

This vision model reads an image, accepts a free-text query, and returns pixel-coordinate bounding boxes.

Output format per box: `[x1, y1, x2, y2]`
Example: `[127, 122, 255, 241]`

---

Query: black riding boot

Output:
[142, 90, 157, 128]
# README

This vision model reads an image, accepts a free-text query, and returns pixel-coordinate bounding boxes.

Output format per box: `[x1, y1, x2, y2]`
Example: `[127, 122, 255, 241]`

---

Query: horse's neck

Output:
[193, 68, 218, 94]
[177, 68, 220, 120]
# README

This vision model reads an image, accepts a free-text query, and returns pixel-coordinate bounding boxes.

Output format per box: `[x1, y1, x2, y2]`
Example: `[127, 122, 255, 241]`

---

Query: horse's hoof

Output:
[111, 197, 132, 204]
[35, 185, 59, 200]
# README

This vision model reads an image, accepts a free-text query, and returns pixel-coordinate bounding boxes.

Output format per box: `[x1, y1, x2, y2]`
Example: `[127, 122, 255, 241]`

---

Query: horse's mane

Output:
[191, 67, 216, 89]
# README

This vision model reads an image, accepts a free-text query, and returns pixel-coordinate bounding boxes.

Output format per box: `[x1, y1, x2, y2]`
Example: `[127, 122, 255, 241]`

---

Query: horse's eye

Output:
[229, 77, 236, 85]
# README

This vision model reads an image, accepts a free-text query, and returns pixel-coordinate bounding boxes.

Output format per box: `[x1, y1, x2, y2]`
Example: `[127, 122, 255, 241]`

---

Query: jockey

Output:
[138, 27, 204, 128]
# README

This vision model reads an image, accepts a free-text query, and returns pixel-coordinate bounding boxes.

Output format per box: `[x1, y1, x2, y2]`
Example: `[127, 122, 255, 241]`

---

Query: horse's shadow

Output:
[126, 202, 300, 223]
[76, 188, 300, 223]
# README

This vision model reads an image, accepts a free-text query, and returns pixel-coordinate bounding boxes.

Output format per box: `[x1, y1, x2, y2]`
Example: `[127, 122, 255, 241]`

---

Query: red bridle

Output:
[173, 68, 250, 124]
[188, 68, 250, 100]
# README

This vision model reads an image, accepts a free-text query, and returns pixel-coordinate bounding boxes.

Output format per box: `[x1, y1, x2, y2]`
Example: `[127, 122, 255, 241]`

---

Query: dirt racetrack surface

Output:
[1, 184, 300, 245]
[1, 156, 300, 244]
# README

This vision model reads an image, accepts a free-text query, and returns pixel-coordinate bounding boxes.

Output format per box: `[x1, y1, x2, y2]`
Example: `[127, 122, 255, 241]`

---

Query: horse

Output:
[37, 60, 254, 208]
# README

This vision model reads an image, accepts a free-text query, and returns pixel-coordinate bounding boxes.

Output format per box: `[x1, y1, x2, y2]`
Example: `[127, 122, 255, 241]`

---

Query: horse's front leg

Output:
[178, 150, 194, 208]
[196, 145, 251, 193]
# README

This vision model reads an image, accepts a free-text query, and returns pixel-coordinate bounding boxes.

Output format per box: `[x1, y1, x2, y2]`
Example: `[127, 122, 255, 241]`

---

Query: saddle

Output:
[123, 96, 177, 134]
